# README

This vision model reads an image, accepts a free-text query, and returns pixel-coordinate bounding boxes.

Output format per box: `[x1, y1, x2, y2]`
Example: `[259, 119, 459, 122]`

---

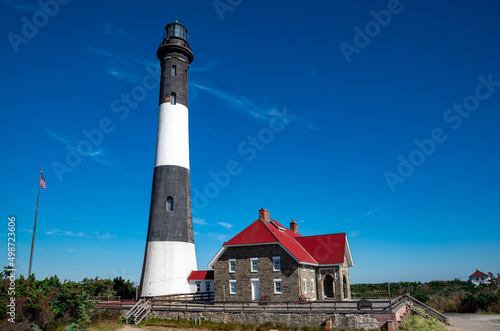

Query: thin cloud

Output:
[84, 45, 129, 64]
[190, 82, 272, 120]
[307, 120, 319, 131]
[60, 248, 79, 253]
[217, 222, 233, 229]
[46, 130, 111, 166]
[193, 218, 209, 225]
[85, 45, 158, 83]
[45, 228, 116, 239]
[106, 67, 141, 84]
[103, 23, 132, 41]
[207, 233, 229, 242]
[318, 204, 388, 233]
[309, 67, 318, 79]
[334, 204, 388, 227]
[1, 0, 38, 12]
[191, 59, 221, 72]
[348, 230, 361, 237]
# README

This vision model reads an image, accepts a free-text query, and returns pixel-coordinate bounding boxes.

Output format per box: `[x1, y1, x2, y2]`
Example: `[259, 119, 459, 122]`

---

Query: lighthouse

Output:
[139, 21, 197, 297]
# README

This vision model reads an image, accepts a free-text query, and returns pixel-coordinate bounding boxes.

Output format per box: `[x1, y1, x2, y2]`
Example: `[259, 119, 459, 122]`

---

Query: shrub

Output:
[413, 293, 429, 303]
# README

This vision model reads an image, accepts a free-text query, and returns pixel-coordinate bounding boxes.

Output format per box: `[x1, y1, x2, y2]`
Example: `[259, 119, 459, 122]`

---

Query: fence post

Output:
[387, 282, 392, 305]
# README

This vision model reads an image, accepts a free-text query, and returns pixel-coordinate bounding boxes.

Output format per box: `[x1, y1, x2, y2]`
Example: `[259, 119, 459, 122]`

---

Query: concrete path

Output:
[120, 326, 141, 331]
[446, 313, 500, 331]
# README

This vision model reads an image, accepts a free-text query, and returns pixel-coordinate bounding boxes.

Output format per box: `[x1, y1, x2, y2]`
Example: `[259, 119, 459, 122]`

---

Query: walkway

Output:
[446, 313, 500, 331]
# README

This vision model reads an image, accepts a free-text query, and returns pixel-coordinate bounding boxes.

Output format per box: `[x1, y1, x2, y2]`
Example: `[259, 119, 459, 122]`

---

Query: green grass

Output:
[399, 315, 446, 331]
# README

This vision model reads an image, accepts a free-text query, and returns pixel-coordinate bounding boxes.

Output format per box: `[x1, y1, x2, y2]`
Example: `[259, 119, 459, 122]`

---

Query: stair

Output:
[125, 299, 151, 324]
[405, 295, 448, 324]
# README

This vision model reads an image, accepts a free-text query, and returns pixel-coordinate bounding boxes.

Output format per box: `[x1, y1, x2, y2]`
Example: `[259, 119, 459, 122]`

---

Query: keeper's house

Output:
[208, 208, 353, 302]
[469, 269, 491, 286]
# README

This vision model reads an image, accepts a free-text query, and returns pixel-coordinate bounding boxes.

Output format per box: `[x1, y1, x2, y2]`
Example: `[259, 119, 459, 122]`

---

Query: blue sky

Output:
[1, 0, 499, 285]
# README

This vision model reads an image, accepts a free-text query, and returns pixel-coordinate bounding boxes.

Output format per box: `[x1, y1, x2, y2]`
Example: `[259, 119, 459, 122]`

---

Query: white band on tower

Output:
[154, 102, 190, 169]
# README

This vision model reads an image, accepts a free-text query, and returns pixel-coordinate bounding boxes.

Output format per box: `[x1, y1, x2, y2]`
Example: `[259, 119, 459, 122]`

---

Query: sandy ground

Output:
[446, 314, 500, 331]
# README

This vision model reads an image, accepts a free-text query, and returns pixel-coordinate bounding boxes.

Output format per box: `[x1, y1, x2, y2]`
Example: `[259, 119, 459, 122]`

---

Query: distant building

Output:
[469, 269, 491, 286]
[188, 270, 214, 293]
[208, 208, 354, 302]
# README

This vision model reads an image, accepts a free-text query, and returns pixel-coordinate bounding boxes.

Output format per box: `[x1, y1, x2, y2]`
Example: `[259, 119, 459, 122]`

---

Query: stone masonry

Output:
[214, 244, 300, 302]
[214, 244, 351, 302]
[147, 310, 380, 329]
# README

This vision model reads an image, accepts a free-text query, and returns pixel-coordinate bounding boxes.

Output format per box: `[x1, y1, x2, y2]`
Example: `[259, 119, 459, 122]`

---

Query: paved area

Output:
[446, 313, 500, 331]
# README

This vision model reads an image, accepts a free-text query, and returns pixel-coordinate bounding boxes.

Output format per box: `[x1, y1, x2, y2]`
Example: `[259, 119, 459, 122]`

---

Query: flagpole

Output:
[28, 167, 43, 277]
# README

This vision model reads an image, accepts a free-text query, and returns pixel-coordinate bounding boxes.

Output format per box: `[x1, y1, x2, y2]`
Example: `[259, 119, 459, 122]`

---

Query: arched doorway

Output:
[323, 275, 335, 298]
[343, 275, 348, 299]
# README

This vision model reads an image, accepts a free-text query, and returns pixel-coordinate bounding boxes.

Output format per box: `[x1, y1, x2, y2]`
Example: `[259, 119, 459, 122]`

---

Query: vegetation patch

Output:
[0, 267, 130, 330]
[399, 315, 446, 331]
[351, 275, 500, 313]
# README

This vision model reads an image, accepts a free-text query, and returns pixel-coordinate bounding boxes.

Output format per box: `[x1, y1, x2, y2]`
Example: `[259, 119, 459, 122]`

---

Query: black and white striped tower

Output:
[139, 21, 197, 297]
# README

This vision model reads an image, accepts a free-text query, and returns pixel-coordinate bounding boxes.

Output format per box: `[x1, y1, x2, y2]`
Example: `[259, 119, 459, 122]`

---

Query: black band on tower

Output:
[147, 165, 194, 243]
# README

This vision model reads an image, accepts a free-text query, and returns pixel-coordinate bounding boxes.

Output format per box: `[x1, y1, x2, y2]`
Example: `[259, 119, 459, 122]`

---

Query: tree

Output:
[487, 272, 498, 287]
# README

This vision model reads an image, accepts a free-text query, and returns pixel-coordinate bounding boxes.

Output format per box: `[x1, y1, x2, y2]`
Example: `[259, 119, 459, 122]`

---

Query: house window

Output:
[205, 282, 211, 292]
[273, 257, 281, 271]
[196, 282, 201, 292]
[166, 197, 173, 211]
[229, 280, 236, 294]
[170, 92, 176, 105]
[274, 279, 282, 294]
[229, 259, 235, 273]
[251, 258, 258, 272]
[303, 279, 307, 293]
[311, 279, 315, 293]
[171, 65, 176, 76]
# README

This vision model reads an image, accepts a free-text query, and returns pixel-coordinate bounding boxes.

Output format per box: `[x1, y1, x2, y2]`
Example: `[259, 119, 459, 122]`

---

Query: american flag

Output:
[40, 176, 47, 189]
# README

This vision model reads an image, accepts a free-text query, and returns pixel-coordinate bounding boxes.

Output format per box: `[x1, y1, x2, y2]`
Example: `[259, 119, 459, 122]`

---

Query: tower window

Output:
[170, 92, 176, 105]
[166, 197, 173, 211]
[171, 65, 176, 76]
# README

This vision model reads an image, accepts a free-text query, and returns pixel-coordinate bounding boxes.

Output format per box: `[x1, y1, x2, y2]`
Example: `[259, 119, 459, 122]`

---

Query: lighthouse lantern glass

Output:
[166, 23, 188, 42]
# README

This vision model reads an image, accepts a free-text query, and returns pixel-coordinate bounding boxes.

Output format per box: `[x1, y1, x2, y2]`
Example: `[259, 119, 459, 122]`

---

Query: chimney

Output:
[290, 219, 298, 234]
[259, 208, 270, 222]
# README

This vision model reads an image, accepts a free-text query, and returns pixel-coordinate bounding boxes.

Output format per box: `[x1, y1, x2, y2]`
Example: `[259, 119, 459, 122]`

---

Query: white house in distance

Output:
[469, 269, 491, 286]
[188, 270, 214, 293]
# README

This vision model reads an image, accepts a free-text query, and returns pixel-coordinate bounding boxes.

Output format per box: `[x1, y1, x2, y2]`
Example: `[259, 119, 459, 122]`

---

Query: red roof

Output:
[296, 233, 346, 264]
[469, 269, 489, 278]
[210, 216, 352, 267]
[188, 270, 214, 281]
[225, 219, 278, 245]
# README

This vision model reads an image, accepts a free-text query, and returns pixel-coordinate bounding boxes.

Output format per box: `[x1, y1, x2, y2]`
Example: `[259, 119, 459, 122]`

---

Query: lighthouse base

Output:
[140, 241, 197, 297]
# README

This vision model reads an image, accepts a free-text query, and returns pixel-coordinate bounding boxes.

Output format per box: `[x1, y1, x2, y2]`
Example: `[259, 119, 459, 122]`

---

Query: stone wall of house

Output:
[318, 266, 339, 300]
[147, 310, 380, 329]
[339, 255, 351, 300]
[298, 264, 317, 300]
[213, 244, 300, 302]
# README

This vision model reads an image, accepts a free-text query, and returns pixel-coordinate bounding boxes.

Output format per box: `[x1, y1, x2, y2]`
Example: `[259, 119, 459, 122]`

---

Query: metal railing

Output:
[89, 295, 121, 301]
[151, 292, 214, 301]
[148, 298, 396, 313]
[403, 294, 448, 324]
[125, 299, 151, 324]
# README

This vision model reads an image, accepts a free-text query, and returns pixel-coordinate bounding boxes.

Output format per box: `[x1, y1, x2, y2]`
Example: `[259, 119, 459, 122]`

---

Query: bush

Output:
[413, 293, 430, 303]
